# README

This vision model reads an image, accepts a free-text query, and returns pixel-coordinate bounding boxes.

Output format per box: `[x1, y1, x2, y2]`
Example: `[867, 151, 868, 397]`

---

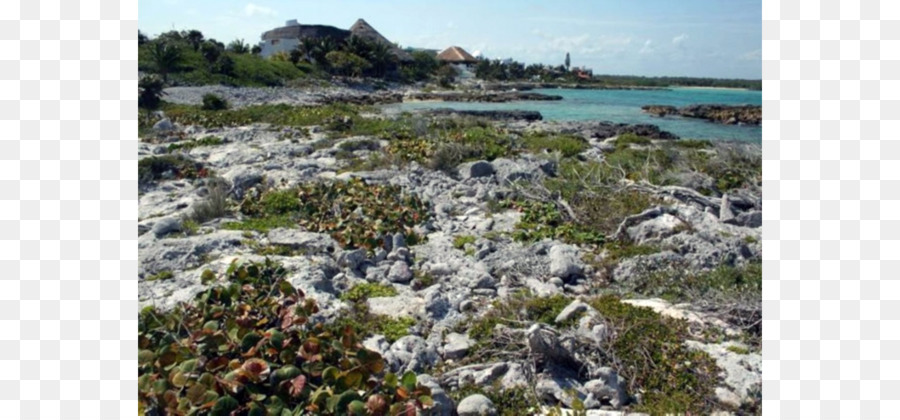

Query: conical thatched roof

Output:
[437, 46, 478, 63]
[349, 18, 412, 62]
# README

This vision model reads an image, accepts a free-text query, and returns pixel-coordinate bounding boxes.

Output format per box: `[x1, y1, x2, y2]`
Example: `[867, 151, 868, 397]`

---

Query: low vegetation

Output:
[586, 295, 721, 415]
[167, 136, 223, 153]
[138, 259, 435, 416]
[138, 155, 209, 189]
[340, 283, 398, 303]
[231, 179, 430, 250]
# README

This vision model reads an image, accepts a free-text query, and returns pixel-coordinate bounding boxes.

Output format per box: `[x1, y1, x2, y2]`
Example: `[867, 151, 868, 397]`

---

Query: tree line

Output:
[138, 29, 458, 88]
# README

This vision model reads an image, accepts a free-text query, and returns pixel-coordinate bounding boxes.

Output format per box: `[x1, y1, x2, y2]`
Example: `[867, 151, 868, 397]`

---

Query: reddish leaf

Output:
[289, 374, 307, 398]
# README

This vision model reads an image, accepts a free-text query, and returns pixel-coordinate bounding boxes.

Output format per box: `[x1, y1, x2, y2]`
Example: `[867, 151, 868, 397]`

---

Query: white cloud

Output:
[738, 49, 761, 61]
[244, 3, 276, 17]
[672, 33, 688, 46]
[639, 39, 654, 54]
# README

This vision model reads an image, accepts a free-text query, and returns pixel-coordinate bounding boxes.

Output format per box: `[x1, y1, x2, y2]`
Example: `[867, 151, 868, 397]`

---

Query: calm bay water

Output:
[387, 87, 762, 142]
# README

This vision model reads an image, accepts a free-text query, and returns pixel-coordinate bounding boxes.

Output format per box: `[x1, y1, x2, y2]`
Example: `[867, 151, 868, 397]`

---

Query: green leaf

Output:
[348, 400, 367, 415]
[384, 372, 398, 388]
[138, 349, 155, 366]
[240, 331, 262, 352]
[274, 365, 301, 382]
[401, 371, 417, 391]
[210, 396, 239, 416]
[322, 366, 340, 382]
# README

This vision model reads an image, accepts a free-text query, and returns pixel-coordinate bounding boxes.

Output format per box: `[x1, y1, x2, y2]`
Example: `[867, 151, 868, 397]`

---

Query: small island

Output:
[642, 104, 762, 125]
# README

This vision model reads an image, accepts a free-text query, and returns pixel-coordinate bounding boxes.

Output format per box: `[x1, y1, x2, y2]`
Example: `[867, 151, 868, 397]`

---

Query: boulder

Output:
[442, 333, 475, 360]
[583, 367, 628, 409]
[733, 210, 762, 228]
[549, 244, 582, 280]
[337, 248, 367, 271]
[555, 300, 591, 324]
[151, 217, 182, 238]
[535, 371, 585, 408]
[222, 167, 263, 199]
[417, 374, 455, 416]
[459, 160, 495, 179]
[527, 324, 575, 367]
[456, 394, 497, 416]
[387, 260, 413, 284]
[719, 194, 736, 222]
[152, 118, 174, 132]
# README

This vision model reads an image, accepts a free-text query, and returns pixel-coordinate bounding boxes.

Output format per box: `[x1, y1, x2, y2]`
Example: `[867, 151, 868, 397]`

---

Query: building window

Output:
[272, 39, 279, 45]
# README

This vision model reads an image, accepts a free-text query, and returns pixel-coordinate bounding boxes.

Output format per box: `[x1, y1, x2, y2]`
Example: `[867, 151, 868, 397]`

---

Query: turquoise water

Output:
[388, 87, 762, 142]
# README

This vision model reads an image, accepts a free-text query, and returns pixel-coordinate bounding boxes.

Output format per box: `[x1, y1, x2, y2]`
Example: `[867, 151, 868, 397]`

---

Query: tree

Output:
[138, 30, 148, 46]
[214, 55, 235, 77]
[311, 37, 339, 66]
[227, 39, 250, 54]
[300, 37, 318, 63]
[565, 52, 570, 71]
[138, 75, 166, 110]
[401, 50, 439, 82]
[200, 40, 222, 70]
[251, 45, 262, 55]
[325, 51, 371, 77]
[185, 30, 204, 51]
[148, 41, 183, 82]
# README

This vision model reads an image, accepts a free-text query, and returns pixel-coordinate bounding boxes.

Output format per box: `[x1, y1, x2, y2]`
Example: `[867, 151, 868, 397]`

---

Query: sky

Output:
[139, 0, 761, 79]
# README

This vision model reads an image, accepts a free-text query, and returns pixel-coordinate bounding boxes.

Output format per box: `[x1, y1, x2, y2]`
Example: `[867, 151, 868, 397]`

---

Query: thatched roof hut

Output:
[437, 46, 478, 64]
[349, 19, 412, 62]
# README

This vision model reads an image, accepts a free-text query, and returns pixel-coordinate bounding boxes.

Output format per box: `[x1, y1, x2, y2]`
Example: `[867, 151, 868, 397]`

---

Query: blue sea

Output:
[387, 87, 762, 142]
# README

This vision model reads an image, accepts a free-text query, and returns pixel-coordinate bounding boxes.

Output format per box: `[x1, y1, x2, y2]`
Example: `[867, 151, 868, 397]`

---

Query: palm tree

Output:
[148, 42, 182, 82]
[311, 37, 339, 66]
[366, 42, 394, 77]
[227, 39, 250, 54]
[300, 37, 318, 63]
[185, 30, 204, 51]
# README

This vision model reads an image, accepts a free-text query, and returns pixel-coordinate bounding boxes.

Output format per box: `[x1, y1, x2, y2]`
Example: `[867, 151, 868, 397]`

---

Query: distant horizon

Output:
[139, 0, 761, 79]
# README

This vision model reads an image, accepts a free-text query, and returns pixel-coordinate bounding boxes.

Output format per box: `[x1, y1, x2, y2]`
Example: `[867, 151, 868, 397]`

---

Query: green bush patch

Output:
[340, 283, 398, 303]
[139, 155, 209, 187]
[138, 259, 435, 416]
[236, 179, 430, 250]
[587, 295, 720, 415]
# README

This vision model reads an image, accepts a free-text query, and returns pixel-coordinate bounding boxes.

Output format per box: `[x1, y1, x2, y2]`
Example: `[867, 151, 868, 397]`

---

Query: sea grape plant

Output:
[138, 258, 434, 416]
[238, 178, 430, 250]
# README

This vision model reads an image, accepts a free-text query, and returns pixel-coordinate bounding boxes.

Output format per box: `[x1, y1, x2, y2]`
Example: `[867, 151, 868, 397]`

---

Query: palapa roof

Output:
[437, 46, 478, 63]
[349, 18, 412, 62]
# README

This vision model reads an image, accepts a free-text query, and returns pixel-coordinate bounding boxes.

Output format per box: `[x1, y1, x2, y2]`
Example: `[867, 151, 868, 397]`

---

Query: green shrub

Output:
[139, 155, 209, 188]
[674, 139, 713, 149]
[614, 133, 653, 149]
[340, 283, 398, 303]
[139, 75, 166, 110]
[510, 200, 605, 246]
[452, 235, 476, 250]
[221, 215, 295, 233]
[587, 295, 720, 415]
[162, 103, 365, 129]
[138, 259, 435, 416]
[236, 179, 430, 250]
[521, 133, 587, 157]
[201, 94, 229, 110]
[145, 270, 174, 281]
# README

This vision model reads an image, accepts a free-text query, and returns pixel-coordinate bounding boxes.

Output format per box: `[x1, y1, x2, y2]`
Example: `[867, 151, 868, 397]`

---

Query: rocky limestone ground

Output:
[138, 91, 762, 416]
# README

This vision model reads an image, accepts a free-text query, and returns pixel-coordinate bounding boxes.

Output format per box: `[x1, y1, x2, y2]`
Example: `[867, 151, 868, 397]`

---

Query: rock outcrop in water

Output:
[642, 104, 762, 125]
